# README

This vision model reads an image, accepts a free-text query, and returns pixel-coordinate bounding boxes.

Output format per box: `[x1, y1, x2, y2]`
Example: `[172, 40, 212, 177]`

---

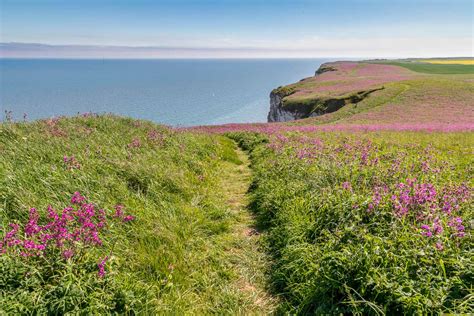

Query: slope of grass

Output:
[420, 59, 474, 65]
[375, 61, 474, 74]
[0, 115, 270, 314]
[292, 82, 410, 125]
[1, 58, 472, 315]
[229, 131, 473, 314]
[269, 61, 473, 128]
[296, 76, 473, 126]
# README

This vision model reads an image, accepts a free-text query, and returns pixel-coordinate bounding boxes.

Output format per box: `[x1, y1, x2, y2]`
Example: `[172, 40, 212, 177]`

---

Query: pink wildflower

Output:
[62, 249, 74, 259]
[114, 205, 124, 218]
[421, 225, 432, 237]
[97, 256, 109, 278]
[342, 182, 352, 191]
[123, 215, 135, 222]
[71, 192, 86, 205]
[128, 138, 141, 148]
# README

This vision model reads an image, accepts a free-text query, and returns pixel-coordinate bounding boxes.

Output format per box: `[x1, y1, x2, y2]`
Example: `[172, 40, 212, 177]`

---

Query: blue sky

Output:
[1, 0, 472, 58]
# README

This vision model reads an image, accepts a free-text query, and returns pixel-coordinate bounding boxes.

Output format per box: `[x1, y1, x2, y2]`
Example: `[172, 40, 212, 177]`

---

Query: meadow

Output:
[420, 59, 474, 65]
[373, 60, 474, 74]
[1, 60, 473, 314]
[271, 60, 473, 121]
[0, 115, 275, 314]
[192, 60, 473, 313]
[228, 130, 473, 314]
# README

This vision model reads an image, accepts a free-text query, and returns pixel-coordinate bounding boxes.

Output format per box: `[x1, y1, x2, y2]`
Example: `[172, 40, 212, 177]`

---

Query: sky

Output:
[0, 0, 473, 58]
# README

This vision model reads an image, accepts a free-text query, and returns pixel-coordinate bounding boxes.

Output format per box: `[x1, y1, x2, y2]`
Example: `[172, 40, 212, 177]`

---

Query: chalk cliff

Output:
[267, 62, 384, 122]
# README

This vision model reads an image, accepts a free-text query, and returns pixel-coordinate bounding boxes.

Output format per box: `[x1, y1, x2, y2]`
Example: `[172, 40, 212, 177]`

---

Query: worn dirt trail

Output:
[218, 145, 277, 314]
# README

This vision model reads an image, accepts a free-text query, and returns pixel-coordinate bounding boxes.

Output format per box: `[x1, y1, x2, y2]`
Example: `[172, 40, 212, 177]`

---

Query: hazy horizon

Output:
[1, 0, 472, 59]
[1, 42, 472, 60]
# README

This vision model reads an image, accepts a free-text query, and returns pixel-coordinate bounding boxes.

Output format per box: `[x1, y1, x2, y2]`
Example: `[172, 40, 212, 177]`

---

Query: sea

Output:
[0, 58, 330, 126]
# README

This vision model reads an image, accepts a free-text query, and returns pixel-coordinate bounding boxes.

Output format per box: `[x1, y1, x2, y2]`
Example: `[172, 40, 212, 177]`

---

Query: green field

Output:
[373, 60, 474, 74]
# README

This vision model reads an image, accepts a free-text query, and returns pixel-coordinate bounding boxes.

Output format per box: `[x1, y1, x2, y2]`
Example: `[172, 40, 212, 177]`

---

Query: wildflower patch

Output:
[1, 192, 135, 277]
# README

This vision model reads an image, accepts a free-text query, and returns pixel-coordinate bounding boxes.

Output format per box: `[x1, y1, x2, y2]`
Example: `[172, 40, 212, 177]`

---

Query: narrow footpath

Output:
[218, 143, 277, 314]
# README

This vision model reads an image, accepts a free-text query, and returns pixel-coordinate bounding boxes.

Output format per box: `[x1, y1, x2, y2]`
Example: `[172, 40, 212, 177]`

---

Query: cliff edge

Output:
[267, 62, 413, 122]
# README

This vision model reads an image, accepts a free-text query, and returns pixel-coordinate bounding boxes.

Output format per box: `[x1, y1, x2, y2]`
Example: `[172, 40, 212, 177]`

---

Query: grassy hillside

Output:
[419, 59, 474, 65]
[272, 62, 415, 111]
[0, 115, 274, 314]
[228, 131, 473, 314]
[296, 76, 473, 127]
[374, 61, 474, 74]
[1, 59, 472, 314]
[271, 61, 473, 127]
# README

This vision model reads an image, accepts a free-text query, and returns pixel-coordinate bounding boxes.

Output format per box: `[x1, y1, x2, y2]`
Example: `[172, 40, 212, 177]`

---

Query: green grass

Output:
[373, 61, 474, 74]
[270, 59, 473, 124]
[292, 75, 473, 126]
[229, 131, 473, 314]
[217, 146, 278, 312]
[0, 115, 273, 314]
[291, 82, 410, 125]
[1, 115, 473, 314]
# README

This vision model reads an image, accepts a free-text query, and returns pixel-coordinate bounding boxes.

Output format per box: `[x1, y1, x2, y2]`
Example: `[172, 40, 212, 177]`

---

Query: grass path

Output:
[217, 143, 278, 314]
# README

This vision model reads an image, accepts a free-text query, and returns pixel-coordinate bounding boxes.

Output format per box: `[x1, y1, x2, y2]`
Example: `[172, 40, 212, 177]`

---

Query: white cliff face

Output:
[267, 91, 303, 122]
[267, 64, 334, 123]
[268, 92, 287, 122]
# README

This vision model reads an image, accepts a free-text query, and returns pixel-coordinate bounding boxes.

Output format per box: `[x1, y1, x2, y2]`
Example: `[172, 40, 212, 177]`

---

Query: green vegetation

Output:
[373, 61, 474, 74]
[273, 61, 473, 126]
[272, 85, 296, 99]
[1, 60, 472, 314]
[293, 82, 409, 125]
[229, 131, 473, 314]
[0, 115, 274, 314]
[296, 76, 473, 126]
[283, 88, 384, 117]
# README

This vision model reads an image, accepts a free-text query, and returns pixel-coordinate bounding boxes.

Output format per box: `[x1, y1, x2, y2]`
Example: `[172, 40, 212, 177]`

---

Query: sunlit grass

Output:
[420, 59, 474, 65]
[0, 115, 270, 314]
[228, 130, 473, 314]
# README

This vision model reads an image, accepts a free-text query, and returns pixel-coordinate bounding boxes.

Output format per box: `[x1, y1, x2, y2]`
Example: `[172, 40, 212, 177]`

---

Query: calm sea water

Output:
[0, 59, 329, 126]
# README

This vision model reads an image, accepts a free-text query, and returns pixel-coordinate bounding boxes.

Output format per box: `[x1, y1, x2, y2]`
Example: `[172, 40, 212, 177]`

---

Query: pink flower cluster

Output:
[44, 117, 67, 137]
[113, 204, 135, 222]
[187, 121, 474, 134]
[342, 182, 352, 191]
[265, 134, 471, 250]
[63, 155, 81, 169]
[380, 179, 469, 246]
[391, 179, 438, 217]
[97, 255, 109, 278]
[0, 192, 135, 277]
[348, 178, 469, 250]
[147, 129, 166, 145]
[128, 137, 142, 149]
[368, 186, 387, 211]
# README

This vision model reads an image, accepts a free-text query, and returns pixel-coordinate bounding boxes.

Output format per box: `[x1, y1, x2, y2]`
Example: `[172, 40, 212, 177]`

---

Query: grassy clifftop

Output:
[271, 59, 474, 125]
[1, 59, 473, 314]
[370, 58, 474, 74]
